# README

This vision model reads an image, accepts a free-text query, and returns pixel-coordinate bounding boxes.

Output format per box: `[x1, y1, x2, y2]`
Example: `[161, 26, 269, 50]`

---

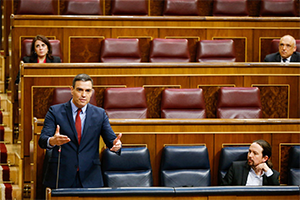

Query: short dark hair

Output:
[72, 74, 93, 88]
[253, 139, 273, 168]
[30, 35, 53, 60]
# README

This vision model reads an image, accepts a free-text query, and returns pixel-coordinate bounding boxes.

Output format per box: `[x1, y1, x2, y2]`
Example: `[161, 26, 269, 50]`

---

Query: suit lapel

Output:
[241, 162, 250, 185]
[80, 104, 91, 144]
[65, 101, 79, 144]
[275, 53, 281, 62]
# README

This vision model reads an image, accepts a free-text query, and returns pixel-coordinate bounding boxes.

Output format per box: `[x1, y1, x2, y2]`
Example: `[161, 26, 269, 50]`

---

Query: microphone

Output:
[56, 146, 62, 189]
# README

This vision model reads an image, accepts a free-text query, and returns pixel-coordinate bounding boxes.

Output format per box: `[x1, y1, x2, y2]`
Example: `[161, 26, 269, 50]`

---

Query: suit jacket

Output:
[22, 55, 61, 63]
[16, 56, 61, 84]
[38, 101, 117, 188]
[264, 51, 300, 62]
[221, 161, 280, 186]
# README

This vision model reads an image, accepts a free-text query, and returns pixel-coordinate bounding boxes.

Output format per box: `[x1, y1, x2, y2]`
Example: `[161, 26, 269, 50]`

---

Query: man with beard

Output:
[221, 139, 280, 186]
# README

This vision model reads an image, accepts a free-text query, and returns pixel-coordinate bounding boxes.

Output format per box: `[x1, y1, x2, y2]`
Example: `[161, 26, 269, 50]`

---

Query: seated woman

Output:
[16, 35, 61, 84]
[22, 35, 61, 63]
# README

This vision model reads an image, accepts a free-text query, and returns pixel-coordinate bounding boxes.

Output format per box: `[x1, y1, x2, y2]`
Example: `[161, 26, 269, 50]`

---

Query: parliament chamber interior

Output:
[0, 0, 300, 199]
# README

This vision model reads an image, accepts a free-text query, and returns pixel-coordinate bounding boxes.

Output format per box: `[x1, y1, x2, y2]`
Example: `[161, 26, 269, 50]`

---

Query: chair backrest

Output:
[270, 39, 300, 54]
[217, 87, 262, 119]
[103, 87, 148, 118]
[102, 146, 153, 187]
[16, 0, 55, 14]
[161, 88, 206, 118]
[163, 0, 199, 16]
[100, 38, 142, 63]
[51, 87, 97, 106]
[21, 39, 62, 62]
[213, 0, 249, 16]
[260, 0, 297, 16]
[196, 40, 236, 62]
[62, 0, 102, 15]
[111, 0, 148, 15]
[218, 146, 249, 185]
[149, 38, 190, 62]
[288, 146, 300, 185]
[160, 145, 211, 187]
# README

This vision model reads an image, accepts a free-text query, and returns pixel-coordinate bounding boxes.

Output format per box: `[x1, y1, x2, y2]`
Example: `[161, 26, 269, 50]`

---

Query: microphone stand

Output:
[56, 146, 62, 189]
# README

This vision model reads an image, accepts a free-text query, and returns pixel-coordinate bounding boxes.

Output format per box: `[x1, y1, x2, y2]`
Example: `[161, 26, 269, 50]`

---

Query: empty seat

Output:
[51, 87, 97, 106]
[196, 40, 236, 62]
[260, 0, 297, 17]
[21, 39, 63, 61]
[111, 0, 148, 15]
[149, 38, 190, 62]
[163, 0, 199, 16]
[161, 88, 206, 118]
[288, 146, 300, 185]
[62, 0, 102, 15]
[103, 87, 148, 118]
[102, 146, 153, 187]
[218, 146, 248, 185]
[100, 38, 142, 62]
[213, 0, 249, 16]
[160, 145, 211, 187]
[16, 0, 55, 14]
[217, 87, 262, 119]
[270, 39, 300, 54]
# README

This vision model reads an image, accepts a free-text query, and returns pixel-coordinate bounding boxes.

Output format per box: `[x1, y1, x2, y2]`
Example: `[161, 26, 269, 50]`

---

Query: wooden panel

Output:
[70, 37, 104, 62]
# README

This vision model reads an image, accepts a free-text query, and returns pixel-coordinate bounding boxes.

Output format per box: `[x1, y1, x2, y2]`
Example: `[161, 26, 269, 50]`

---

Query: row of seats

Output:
[21, 38, 300, 63]
[22, 38, 237, 62]
[51, 87, 262, 119]
[101, 145, 300, 187]
[16, 0, 298, 17]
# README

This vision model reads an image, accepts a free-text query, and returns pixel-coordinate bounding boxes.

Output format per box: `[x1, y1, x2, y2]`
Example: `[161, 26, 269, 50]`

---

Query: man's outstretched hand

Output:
[110, 133, 122, 152]
[49, 125, 71, 146]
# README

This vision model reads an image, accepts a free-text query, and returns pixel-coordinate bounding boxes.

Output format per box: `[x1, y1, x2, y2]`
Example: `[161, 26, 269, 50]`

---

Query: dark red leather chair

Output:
[103, 87, 148, 118]
[196, 40, 236, 62]
[149, 38, 190, 62]
[163, 0, 199, 16]
[213, 0, 248, 16]
[260, 0, 297, 16]
[51, 87, 97, 106]
[21, 39, 62, 62]
[269, 39, 300, 54]
[62, 0, 102, 15]
[161, 88, 206, 118]
[16, 0, 55, 14]
[111, 0, 148, 15]
[100, 38, 142, 63]
[217, 87, 262, 119]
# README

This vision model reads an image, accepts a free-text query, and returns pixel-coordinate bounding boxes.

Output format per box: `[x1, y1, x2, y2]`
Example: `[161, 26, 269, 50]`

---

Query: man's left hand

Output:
[110, 133, 122, 152]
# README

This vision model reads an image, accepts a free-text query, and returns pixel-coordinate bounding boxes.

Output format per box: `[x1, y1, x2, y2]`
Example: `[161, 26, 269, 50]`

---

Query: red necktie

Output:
[75, 108, 82, 144]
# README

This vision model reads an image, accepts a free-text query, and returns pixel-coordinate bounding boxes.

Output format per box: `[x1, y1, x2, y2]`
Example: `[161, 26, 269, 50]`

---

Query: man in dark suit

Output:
[221, 139, 280, 186]
[39, 73, 122, 189]
[264, 35, 300, 62]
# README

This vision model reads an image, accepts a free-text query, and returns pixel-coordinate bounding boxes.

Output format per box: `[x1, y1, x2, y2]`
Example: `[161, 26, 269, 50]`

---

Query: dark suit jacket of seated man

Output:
[264, 51, 300, 62]
[264, 35, 300, 62]
[221, 139, 280, 186]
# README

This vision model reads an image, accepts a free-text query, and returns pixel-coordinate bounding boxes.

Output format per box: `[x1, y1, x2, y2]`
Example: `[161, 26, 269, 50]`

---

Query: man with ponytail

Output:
[221, 139, 280, 186]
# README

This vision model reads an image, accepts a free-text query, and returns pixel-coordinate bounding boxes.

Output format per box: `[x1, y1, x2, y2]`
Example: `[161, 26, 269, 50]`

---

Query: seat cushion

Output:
[104, 87, 147, 118]
[16, 0, 55, 14]
[100, 38, 141, 62]
[163, 0, 199, 16]
[196, 40, 236, 62]
[111, 0, 148, 15]
[161, 88, 206, 118]
[149, 38, 190, 62]
[63, 0, 102, 15]
[213, 0, 249, 16]
[260, 0, 297, 16]
[217, 87, 262, 119]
